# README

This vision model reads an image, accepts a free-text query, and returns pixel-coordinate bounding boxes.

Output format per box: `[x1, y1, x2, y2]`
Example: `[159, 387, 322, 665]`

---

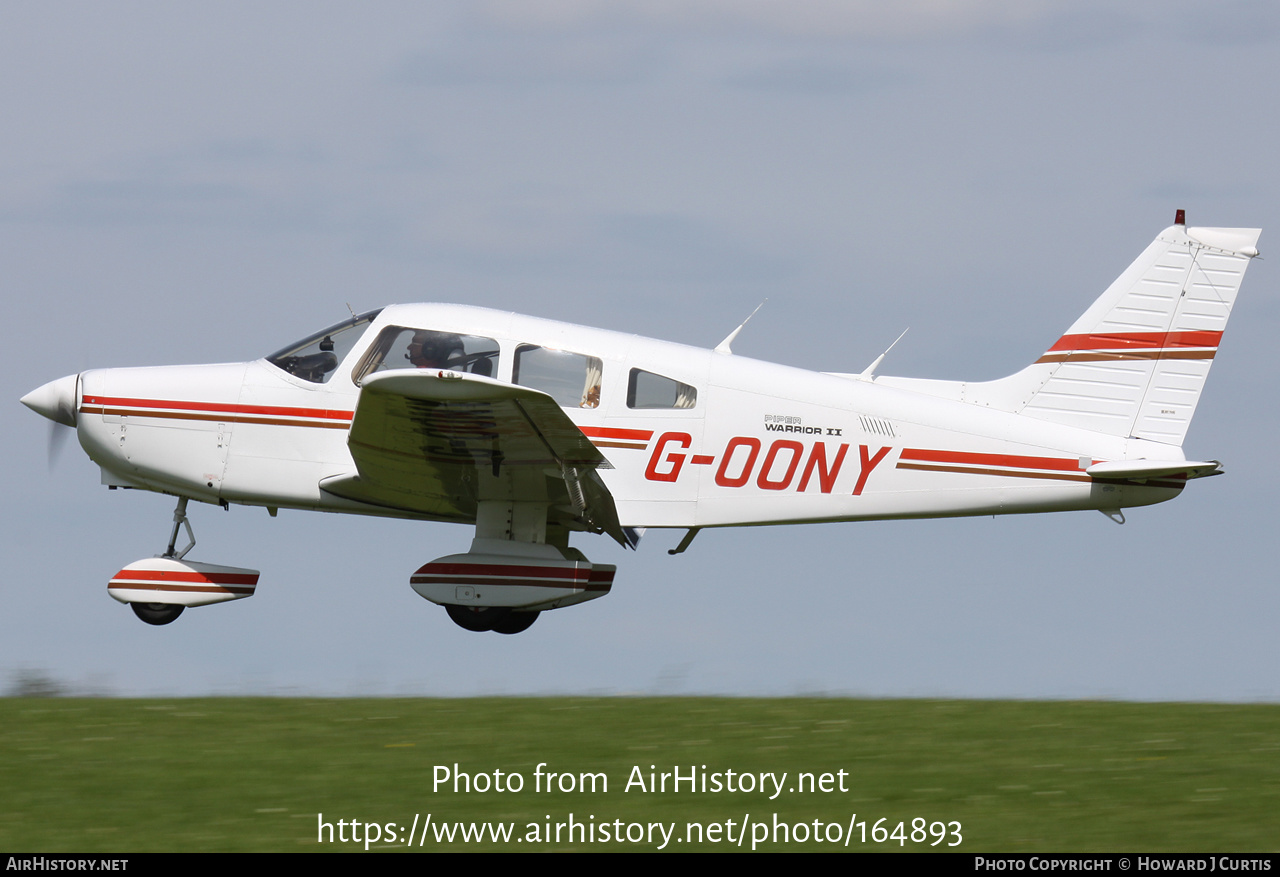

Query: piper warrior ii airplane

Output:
[21, 213, 1260, 634]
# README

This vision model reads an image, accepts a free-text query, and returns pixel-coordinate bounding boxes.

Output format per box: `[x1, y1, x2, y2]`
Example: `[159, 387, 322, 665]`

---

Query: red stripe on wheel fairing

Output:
[109, 569, 260, 585]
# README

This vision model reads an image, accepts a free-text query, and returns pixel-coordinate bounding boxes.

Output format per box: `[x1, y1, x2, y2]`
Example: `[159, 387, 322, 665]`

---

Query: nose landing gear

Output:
[131, 602, 185, 626]
[109, 497, 260, 625]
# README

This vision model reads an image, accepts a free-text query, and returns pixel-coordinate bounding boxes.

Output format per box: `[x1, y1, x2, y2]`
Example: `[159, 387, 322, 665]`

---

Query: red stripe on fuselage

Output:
[82, 395, 353, 423]
[899, 448, 1091, 472]
[578, 426, 654, 441]
[896, 462, 1093, 483]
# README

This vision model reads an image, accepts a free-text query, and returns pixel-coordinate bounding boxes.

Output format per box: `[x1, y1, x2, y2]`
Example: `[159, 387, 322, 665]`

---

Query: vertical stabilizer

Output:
[875, 218, 1260, 446]
[1012, 221, 1259, 445]
[876, 219, 1263, 448]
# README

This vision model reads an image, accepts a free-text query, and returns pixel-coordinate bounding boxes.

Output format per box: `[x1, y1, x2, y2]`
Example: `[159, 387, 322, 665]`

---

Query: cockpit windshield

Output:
[266, 309, 383, 384]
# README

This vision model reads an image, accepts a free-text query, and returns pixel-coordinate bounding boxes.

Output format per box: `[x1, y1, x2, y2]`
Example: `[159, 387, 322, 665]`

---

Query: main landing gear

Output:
[108, 497, 260, 625]
[445, 605, 541, 635]
[411, 540, 616, 636]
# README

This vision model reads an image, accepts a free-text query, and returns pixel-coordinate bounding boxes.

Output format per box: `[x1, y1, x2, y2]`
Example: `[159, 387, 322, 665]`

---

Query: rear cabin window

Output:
[627, 368, 697, 409]
[351, 326, 500, 386]
[513, 345, 602, 409]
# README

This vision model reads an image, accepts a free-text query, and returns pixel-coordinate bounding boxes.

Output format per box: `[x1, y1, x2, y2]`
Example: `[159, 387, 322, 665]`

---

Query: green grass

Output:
[0, 697, 1276, 851]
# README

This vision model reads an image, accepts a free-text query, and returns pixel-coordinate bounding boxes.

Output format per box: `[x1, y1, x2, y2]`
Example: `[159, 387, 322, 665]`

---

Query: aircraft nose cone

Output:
[21, 374, 79, 427]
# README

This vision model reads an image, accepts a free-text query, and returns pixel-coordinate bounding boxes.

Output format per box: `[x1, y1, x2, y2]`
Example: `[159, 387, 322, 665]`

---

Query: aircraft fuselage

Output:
[71, 302, 1183, 529]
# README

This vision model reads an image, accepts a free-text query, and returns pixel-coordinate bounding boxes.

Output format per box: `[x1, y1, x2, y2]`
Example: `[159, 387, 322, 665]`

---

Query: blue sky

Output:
[5, 1, 1278, 699]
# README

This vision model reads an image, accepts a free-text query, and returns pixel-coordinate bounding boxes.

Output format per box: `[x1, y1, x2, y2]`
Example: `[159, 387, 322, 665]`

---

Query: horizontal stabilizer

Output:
[1086, 459, 1222, 482]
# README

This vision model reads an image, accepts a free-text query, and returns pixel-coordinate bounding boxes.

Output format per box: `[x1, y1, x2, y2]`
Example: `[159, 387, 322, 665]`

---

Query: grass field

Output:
[1, 697, 1276, 852]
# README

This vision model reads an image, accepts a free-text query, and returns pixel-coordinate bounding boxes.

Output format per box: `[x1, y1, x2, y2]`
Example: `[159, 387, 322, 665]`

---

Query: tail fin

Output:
[1008, 219, 1259, 445]
[880, 217, 1260, 447]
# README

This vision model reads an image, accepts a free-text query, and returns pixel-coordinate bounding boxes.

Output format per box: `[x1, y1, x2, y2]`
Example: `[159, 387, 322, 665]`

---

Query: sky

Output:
[4, 0, 1279, 700]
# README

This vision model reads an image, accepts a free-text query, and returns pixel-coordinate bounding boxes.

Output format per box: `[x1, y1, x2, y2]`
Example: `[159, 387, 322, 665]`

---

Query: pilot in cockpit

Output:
[407, 331, 465, 370]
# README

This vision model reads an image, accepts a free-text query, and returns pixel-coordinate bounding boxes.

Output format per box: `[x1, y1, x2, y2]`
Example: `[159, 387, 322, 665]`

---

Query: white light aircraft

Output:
[21, 213, 1260, 634]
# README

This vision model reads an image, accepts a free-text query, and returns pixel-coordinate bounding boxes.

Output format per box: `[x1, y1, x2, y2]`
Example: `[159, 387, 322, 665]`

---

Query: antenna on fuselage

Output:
[857, 327, 909, 381]
[714, 300, 767, 355]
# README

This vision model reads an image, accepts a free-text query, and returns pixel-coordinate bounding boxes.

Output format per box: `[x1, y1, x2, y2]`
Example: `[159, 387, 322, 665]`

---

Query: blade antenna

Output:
[715, 300, 767, 355]
[857, 328, 909, 381]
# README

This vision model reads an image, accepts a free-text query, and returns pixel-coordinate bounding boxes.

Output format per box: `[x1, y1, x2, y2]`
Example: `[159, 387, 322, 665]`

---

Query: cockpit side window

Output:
[266, 309, 382, 384]
[627, 368, 697, 409]
[513, 344, 602, 409]
[350, 326, 500, 386]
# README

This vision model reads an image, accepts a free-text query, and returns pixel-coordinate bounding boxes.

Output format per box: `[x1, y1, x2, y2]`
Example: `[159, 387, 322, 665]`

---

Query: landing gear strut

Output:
[109, 496, 261, 624]
[123, 498, 194, 623]
[164, 496, 196, 560]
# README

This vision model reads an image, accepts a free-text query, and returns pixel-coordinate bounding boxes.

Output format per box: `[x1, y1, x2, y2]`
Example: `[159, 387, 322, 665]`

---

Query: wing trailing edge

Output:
[321, 370, 629, 545]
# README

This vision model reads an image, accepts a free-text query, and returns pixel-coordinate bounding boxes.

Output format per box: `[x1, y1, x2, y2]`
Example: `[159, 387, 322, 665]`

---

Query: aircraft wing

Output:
[319, 370, 629, 546]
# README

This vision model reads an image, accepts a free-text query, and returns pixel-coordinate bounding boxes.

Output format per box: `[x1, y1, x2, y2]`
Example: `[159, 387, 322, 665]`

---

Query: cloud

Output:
[392, 31, 661, 88]
[475, 0, 1280, 48]
[481, 0, 1049, 35]
[724, 58, 906, 94]
[476, 0, 1070, 40]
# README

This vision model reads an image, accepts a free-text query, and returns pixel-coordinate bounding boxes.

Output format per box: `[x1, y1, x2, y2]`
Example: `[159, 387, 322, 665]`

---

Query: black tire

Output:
[445, 604, 510, 632]
[491, 611, 540, 635]
[131, 602, 184, 626]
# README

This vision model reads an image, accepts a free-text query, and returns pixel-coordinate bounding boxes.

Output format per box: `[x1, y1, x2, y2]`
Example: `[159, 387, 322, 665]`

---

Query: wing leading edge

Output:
[319, 370, 629, 546]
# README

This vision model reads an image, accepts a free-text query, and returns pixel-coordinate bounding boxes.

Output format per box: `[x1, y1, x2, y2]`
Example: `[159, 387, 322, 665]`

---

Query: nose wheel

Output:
[131, 602, 185, 626]
[112, 498, 260, 625]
